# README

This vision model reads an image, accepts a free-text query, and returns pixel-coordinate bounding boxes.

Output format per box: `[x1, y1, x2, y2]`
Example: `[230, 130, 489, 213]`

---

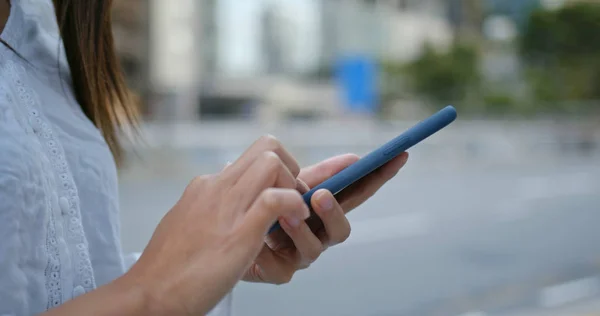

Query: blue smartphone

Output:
[268, 105, 457, 234]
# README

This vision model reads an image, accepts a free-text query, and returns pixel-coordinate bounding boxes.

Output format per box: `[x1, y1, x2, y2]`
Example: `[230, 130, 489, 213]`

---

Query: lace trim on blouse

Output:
[2, 59, 97, 308]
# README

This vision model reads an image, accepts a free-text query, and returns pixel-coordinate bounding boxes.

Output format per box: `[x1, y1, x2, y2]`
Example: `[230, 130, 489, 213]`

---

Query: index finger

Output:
[298, 154, 360, 188]
[223, 135, 300, 181]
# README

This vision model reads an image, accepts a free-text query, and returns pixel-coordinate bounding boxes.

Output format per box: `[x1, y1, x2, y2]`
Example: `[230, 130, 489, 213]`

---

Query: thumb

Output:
[243, 188, 309, 239]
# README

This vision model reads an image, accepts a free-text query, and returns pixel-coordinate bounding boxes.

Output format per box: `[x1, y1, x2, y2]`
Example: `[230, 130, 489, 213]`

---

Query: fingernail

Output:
[302, 205, 310, 219]
[284, 216, 300, 228]
[316, 190, 334, 212]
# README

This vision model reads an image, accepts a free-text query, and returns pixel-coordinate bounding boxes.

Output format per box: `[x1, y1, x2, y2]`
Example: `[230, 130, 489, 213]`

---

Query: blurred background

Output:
[111, 0, 600, 315]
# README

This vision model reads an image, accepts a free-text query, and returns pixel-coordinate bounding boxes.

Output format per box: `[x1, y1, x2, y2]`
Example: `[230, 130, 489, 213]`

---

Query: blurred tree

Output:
[482, 90, 519, 115]
[519, 3, 600, 111]
[396, 43, 481, 111]
[484, 0, 540, 31]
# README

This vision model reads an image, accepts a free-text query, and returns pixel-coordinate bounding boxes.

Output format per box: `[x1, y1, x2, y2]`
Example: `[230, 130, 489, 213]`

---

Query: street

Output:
[118, 122, 600, 315]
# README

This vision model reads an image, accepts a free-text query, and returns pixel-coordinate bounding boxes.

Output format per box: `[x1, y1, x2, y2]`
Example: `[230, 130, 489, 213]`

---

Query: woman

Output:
[0, 0, 409, 315]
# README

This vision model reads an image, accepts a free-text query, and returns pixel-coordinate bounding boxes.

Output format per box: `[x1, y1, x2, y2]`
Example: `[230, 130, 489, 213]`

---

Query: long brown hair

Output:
[52, 0, 138, 163]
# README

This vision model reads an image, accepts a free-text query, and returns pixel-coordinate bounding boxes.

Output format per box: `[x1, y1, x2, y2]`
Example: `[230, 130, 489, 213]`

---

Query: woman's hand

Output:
[303, 152, 409, 215]
[42, 137, 408, 316]
[242, 152, 409, 284]
[123, 135, 311, 315]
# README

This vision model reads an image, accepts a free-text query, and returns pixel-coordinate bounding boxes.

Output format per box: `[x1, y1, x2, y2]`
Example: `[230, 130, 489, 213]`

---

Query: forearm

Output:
[41, 274, 163, 316]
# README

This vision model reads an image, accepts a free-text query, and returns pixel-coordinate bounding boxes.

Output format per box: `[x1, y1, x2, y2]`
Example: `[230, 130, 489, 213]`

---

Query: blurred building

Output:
[112, 0, 460, 123]
[320, 0, 452, 65]
[205, 0, 455, 122]
[260, 4, 290, 75]
[200, 0, 219, 81]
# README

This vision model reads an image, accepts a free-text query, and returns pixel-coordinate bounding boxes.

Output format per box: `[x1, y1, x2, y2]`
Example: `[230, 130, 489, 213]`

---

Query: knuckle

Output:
[190, 175, 210, 187]
[185, 175, 215, 198]
[259, 134, 281, 150]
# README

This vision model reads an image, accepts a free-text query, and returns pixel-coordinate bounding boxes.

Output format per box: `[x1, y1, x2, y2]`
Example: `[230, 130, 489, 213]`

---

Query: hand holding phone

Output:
[268, 105, 457, 234]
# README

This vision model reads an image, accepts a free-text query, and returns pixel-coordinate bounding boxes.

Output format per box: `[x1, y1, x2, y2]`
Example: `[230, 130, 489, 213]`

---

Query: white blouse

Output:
[0, 0, 231, 315]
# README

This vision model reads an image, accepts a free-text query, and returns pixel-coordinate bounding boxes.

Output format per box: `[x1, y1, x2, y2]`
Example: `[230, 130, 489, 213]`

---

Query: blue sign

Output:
[334, 55, 379, 114]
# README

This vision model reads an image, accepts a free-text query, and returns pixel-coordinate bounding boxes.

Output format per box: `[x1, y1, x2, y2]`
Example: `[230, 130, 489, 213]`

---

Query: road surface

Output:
[118, 124, 600, 316]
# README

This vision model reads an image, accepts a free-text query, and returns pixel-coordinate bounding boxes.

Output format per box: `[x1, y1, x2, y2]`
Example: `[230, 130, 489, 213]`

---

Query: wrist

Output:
[115, 268, 179, 316]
